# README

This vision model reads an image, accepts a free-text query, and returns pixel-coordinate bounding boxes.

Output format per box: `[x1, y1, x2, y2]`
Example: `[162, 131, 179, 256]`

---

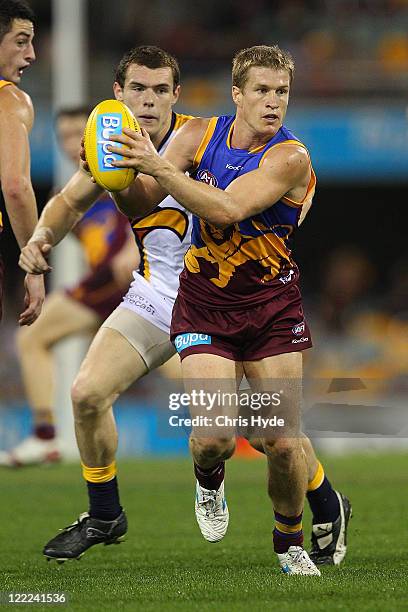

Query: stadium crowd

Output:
[24, 0, 408, 109]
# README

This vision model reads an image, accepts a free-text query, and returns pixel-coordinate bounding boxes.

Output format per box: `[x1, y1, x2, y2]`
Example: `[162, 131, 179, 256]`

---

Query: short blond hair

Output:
[232, 45, 294, 89]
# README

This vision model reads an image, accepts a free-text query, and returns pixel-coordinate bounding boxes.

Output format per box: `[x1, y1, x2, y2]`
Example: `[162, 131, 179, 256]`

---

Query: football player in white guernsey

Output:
[20, 46, 193, 560]
[20, 46, 348, 570]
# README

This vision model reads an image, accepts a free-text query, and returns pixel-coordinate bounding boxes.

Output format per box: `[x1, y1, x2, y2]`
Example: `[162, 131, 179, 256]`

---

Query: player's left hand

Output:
[108, 128, 163, 176]
[19, 273, 45, 326]
[80, 136, 97, 183]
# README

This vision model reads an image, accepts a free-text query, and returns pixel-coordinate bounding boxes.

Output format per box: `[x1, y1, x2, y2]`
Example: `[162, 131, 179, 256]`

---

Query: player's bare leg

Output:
[1, 293, 99, 467]
[156, 353, 182, 379]
[300, 434, 318, 480]
[18, 293, 99, 422]
[71, 326, 147, 466]
[182, 354, 241, 543]
[244, 352, 320, 575]
[43, 323, 149, 562]
[248, 434, 318, 480]
[248, 423, 351, 565]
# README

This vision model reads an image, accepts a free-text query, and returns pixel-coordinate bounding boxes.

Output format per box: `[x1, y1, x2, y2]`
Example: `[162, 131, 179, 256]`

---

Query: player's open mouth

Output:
[18, 65, 29, 75]
[263, 114, 279, 121]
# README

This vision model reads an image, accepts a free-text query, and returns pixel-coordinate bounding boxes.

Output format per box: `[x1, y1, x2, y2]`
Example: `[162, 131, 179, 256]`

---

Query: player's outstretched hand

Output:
[19, 240, 52, 274]
[108, 127, 162, 176]
[19, 273, 45, 326]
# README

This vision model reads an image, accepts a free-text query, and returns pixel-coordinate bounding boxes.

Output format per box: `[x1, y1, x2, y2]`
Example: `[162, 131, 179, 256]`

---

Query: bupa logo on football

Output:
[197, 169, 218, 187]
[292, 322, 305, 337]
[97, 113, 122, 172]
[174, 333, 212, 353]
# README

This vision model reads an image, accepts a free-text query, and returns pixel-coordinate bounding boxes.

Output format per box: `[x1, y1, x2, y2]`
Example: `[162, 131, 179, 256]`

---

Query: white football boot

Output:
[195, 480, 229, 543]
[277, 546, 321, 575]
[0, 435, 61, 467]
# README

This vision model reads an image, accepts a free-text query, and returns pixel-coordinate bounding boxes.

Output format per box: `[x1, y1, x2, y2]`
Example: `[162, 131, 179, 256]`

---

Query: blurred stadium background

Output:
[0, 0, 407, 458]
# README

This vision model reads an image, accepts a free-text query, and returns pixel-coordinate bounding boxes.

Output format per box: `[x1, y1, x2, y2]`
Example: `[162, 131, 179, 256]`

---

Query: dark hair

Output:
[0, 0, 34, 43]
[115, 45, 180, 91]
[55, 105, 93, 122]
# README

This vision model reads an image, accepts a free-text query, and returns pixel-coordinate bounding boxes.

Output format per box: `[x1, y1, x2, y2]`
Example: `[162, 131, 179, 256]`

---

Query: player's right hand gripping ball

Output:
[84, 99, 140, 191]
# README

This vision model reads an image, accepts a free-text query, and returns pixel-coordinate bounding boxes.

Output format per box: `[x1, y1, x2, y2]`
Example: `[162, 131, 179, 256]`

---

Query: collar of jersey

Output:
[157, 111, 177, 153]
[226, 119, 282, 155]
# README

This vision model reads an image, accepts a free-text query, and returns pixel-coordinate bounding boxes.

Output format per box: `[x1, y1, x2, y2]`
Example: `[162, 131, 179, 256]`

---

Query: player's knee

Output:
[71, 374, 109, 419]
[263, 437, 300, 463]
[191, 436, 235, 462]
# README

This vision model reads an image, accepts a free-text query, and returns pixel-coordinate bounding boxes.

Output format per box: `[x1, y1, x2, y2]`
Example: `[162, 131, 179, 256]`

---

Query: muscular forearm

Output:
[154, 161, 236, 227]
[3, 181, 39, 248]
[113, 174, 167, 219]
[30, 191, 83, 246]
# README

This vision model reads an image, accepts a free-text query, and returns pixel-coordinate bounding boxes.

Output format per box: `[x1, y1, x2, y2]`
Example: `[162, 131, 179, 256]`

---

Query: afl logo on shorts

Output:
[292, 322, 305, 337]
[197, 169, 218, 187]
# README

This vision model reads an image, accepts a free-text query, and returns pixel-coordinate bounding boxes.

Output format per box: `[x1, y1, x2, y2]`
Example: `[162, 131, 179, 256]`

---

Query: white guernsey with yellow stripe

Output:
[119, 113, 193, 333]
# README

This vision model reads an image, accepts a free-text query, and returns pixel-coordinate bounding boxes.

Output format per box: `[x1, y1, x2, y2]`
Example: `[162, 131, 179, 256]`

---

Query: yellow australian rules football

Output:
[84, 99, 140, 191]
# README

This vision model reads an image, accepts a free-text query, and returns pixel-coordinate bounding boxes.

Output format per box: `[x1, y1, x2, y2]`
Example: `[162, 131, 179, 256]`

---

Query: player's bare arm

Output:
[109, 123, 310, 228]
[109, 118, 209, 218]
[224, 144, 311, 221]
[19, 167, 103, 274]
[0, 85, 38, 247]
[154, 142, 311, 226]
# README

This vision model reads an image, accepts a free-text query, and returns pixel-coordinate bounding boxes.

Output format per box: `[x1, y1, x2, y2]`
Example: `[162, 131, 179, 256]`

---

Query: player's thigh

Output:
[76, 326, 147, 399]
[18, 291, 100, 347]
[182, 353, 242, 380]
[77, 306, 175, 398]
[103, 306, 175, 371]
[156, 353, 182, 380]
[182, 354, 242, 439]
[244, 352, 303, 435]
[243, 351, 302, 382]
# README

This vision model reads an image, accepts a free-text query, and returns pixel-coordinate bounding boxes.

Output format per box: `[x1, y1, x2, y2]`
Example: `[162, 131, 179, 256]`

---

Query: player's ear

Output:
[172, 84, 181, 105]
[113, 81, 124, 101]
[232, 86, 242, 107]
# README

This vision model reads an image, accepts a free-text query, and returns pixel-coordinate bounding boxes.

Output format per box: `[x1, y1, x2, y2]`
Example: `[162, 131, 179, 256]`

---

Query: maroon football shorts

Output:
[171, 283, 312, 361]
[0, 255, 4, 322]
[65, 265, 123, 320]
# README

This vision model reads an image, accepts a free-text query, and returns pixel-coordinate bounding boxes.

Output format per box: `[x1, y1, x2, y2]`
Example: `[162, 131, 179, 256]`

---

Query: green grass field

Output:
[1, 453, 408, 611]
